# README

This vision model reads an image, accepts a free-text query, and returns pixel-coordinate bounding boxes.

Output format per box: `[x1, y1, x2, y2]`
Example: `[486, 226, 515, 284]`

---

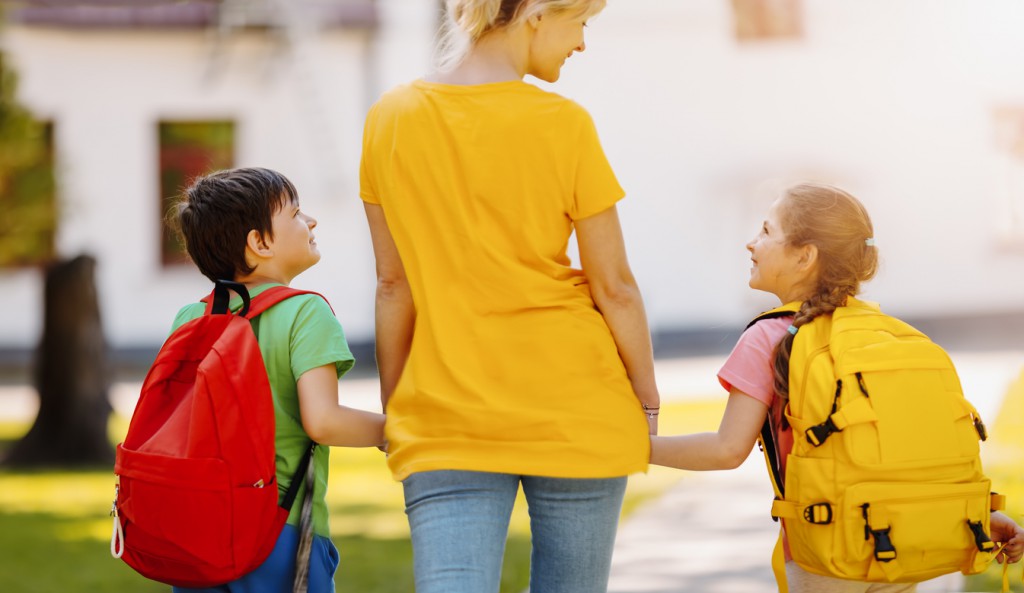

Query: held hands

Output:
[991, 511, 1024, 564]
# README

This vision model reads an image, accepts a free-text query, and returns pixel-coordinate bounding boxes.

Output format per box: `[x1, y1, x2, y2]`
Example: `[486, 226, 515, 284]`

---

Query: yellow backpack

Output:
[753, 297, 1004, 590]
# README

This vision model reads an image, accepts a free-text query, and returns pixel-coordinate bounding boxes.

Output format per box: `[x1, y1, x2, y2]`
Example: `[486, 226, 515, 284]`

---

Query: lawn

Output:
[0, 397, 726, 593]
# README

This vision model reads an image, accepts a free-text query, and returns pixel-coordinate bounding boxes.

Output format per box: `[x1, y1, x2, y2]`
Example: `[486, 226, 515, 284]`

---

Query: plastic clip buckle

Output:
[871, 527, 897, 562]
[805, 417, 841, 447]
[803, 502, 833, 525]
[968, 520, 995, 552]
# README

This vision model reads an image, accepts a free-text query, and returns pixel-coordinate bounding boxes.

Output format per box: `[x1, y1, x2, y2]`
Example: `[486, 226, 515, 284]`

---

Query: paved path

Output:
[609, 457, 964, 592]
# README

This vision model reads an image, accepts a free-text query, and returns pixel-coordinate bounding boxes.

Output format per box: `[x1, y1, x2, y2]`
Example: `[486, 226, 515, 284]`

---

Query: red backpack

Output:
[110, 281, 324, 587]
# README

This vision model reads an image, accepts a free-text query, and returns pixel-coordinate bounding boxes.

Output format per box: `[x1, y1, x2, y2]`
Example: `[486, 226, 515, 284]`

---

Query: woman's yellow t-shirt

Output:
[360, 79, 649, 480]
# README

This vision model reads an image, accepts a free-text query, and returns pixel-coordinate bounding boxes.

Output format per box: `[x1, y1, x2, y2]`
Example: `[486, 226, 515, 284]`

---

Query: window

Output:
[731, 0, 803, 42]
[0, 121, 56, 267]
[993, 107, 1024, 248]
[158, 121, 234, 265]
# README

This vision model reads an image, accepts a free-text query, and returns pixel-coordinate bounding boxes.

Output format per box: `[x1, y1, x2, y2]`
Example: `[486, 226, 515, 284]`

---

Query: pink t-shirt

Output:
[717, 316, 795, 478]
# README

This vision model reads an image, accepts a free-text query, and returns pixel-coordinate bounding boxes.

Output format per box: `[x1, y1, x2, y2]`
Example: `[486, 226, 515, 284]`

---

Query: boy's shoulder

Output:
[169, 287, 336, 335]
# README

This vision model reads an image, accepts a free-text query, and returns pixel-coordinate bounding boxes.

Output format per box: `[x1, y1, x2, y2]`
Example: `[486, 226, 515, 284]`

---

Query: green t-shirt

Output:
[170, 283, 354, 536]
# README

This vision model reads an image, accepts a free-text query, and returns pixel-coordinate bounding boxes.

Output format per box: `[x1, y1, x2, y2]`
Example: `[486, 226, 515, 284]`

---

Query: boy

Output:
[171, 167, 385, 593]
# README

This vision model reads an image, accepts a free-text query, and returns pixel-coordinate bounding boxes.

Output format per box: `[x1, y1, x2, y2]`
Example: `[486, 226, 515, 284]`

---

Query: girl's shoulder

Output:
[739, 314, 795, 350]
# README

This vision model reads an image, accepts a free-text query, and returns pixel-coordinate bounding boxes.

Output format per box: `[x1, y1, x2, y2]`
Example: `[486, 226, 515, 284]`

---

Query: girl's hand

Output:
[990, 511, 1024, 564]
[647, 414, 658, 436]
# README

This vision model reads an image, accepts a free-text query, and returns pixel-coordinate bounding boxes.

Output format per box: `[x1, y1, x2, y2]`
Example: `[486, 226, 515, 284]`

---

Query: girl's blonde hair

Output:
[436, 0, 606, 71]
[771, 183, 879, 405]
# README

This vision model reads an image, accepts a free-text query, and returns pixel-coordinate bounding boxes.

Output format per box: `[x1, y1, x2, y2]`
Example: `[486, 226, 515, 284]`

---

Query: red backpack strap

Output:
[198, 282, 334, 317]
[244, 286, 334, 318]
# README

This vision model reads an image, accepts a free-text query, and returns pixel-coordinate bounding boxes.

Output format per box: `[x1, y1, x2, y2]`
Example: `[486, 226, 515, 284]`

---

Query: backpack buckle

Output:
[805, 417, 841, 447]
[870, 527, 897, 562]
[967, 520, 995, 552]
[802, 502, 833, 525]
[973, 416, 988, 442]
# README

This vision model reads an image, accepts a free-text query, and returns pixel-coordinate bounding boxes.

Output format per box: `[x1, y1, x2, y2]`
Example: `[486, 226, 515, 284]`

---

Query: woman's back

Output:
[360, 79, 649, 481]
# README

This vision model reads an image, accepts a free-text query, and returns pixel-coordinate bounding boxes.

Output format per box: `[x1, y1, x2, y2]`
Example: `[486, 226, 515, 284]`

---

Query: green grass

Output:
[0, 396, 724, 593]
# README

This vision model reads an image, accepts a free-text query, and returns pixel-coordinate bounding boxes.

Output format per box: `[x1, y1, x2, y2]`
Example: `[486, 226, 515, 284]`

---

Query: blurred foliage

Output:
[965, 367, 1024, 592]
[0, 52, 57, 268]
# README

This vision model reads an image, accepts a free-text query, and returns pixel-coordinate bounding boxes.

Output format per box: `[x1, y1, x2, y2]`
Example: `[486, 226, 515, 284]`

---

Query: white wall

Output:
[3, 0, 1024, 353]
[0, 23, 379, 349]
[544, 0, 1024, 326]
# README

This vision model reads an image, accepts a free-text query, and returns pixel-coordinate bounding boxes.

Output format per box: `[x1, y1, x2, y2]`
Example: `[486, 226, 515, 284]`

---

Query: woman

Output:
[359, 2, 657, 591]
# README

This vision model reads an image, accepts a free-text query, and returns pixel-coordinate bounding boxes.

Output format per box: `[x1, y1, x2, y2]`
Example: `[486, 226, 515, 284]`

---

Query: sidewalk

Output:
[609, 457, 963, 593]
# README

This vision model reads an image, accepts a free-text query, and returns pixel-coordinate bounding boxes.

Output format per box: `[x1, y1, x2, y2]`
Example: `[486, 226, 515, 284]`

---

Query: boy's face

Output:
[265, 196, 320, 280]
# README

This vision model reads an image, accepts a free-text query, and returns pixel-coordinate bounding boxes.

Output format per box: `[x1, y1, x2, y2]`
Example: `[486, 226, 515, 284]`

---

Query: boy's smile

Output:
[264, 200, 320, 283]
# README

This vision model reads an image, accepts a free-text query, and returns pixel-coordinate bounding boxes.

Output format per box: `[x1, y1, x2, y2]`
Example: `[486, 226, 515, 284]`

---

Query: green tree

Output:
[0, 49, 112, 467]
[0, 50, 56, 267]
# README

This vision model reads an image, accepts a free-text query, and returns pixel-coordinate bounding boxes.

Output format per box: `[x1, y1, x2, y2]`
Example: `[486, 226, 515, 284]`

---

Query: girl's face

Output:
[746, 199, 816, 303]
[526, 10, 590, 82]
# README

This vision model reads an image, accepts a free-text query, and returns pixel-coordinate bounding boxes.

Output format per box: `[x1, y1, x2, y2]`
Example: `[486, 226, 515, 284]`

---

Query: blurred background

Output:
[1, 1, 1023, 592]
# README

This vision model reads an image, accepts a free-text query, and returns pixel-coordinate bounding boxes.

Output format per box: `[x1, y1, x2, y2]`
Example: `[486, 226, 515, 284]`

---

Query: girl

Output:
[359, 1, 657, 592]
[649, 182, 1024, 592]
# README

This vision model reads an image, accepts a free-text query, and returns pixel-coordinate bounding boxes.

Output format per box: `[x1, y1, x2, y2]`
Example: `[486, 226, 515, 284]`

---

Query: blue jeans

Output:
[403, 470, 628, 593]
[172, 524, 339, 593]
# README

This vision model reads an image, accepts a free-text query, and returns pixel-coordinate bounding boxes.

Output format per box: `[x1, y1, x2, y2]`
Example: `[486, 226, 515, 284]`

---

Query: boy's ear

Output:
[246, 229, 273, 257]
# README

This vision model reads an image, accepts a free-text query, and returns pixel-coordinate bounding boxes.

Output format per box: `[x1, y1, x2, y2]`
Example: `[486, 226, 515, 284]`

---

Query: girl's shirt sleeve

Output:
[717, 316, 793, 407]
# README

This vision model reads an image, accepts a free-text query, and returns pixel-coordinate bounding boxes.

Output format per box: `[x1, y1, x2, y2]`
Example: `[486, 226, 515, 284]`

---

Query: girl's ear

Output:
[246, 229, 273, 257]
[797, 243, 819, 272]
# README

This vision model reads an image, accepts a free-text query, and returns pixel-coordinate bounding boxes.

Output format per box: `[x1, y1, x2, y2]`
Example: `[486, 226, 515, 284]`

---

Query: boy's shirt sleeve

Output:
[289, 295, 355, 381]
[169, 303, 206, 334]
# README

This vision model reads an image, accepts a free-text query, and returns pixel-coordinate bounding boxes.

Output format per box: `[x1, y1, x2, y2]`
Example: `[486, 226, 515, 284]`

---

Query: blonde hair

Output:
[436, 0, 606, 71]
[770, 183, 879, 406]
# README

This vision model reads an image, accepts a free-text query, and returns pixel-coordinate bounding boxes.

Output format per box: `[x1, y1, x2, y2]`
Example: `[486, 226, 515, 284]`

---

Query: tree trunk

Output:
[4, 254, 114, 467]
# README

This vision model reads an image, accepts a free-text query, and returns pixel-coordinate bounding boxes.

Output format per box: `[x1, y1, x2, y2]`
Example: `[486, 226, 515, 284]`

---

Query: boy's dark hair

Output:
[174, 167, 298, 282]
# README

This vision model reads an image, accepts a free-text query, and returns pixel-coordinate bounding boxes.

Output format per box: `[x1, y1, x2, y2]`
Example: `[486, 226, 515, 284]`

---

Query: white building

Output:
[2, 0, 1023, 371]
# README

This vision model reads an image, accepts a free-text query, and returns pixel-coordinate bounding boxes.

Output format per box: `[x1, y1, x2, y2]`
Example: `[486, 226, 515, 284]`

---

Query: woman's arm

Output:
[297, 365, 386, 447]
[364, 202, 415, 409]
[575, 205, 660, 434]
[649, 389, 768, 470]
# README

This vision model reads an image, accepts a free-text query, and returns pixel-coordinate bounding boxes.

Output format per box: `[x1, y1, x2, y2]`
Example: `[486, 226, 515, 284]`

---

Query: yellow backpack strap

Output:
[771, 530, 788, 593]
